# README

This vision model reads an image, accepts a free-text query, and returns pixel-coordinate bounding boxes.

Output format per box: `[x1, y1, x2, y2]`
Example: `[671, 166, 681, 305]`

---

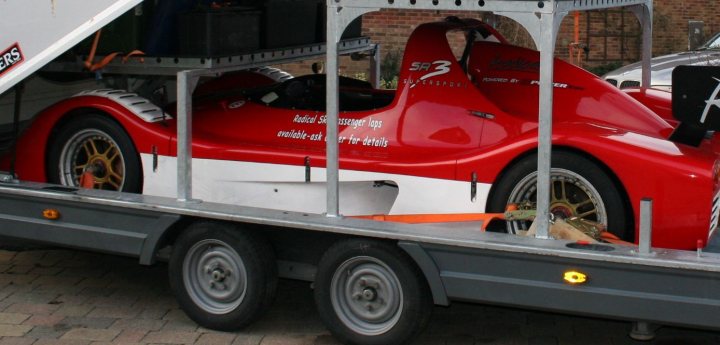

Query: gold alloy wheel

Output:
[58, 128, 126, 191]
[549, 176, 599, 220]
[506, 168, 607, 234]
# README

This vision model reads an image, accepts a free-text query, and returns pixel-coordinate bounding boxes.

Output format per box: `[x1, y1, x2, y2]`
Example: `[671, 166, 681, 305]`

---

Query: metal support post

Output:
[370, 44, 381, 88]
[630, 3, 653, 88]
[498, 9, 566, 239]
[9, 82, 24, 180]
[526, 12, 565, 239]
[176, 71, 199, 202]
[533, 13, 560, 239]
[325, 4, 341, 217]
[325, 3, 378, 217]
[638, 198, 654, 255]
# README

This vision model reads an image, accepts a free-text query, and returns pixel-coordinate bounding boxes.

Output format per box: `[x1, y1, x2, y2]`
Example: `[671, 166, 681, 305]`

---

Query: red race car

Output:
[5, 18, 720, 250]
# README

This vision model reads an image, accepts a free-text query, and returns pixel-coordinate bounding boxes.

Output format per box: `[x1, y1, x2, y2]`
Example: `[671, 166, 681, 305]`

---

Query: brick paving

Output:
[0, 248, 714, 345]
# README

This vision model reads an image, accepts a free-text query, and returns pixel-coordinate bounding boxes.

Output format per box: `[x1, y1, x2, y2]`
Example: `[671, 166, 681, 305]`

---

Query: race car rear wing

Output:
[670, 66, 720, 146]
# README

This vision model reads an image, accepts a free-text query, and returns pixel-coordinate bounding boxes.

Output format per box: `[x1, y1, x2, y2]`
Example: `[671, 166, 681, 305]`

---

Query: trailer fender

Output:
[139, 213, 183, 265]
[398, 241, 449, 306]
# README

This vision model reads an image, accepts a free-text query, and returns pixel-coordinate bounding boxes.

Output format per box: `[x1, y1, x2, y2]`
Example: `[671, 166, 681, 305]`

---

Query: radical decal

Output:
[275, 114, 389, 148]
[0, 43, 23, 77]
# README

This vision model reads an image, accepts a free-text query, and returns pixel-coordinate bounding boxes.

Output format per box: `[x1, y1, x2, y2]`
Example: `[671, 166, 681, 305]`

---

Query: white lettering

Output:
[419, 60, 451, 81]
[10, 47, 20, 62]
[2, 53, 11, 68]
[276, 129, 308, 140]
[700, 77, 720, 124]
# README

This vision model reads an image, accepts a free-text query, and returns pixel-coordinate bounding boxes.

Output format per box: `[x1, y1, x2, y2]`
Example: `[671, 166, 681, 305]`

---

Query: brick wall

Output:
[280, 1, 720, 79]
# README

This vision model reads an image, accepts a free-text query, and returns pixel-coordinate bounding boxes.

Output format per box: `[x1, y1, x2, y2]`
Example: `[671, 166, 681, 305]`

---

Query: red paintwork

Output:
[7, 19, 720, 250]
[622, 87, 720, 155]
[623, 87, 675, 125]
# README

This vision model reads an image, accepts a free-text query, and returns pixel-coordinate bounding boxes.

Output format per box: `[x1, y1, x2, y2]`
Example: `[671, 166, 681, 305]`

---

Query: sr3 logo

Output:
[409, 60, 452, 81]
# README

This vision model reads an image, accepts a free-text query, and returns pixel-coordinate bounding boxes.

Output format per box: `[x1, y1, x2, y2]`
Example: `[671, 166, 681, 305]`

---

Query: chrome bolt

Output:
[362, 288, 375, 300]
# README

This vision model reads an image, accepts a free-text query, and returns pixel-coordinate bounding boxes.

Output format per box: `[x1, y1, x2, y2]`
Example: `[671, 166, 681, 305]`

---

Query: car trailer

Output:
[1, 1, 720, 344]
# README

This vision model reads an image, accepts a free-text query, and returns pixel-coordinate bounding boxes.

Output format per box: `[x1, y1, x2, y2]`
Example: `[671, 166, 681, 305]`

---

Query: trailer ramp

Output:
[0, 0, 142, 95]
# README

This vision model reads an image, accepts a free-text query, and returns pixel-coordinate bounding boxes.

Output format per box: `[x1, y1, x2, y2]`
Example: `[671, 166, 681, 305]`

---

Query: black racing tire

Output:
[169, 221, 278, 331]
[314, 239, 432, 345]
[46, 113, 142, 193]
[487, 151, 631, 241]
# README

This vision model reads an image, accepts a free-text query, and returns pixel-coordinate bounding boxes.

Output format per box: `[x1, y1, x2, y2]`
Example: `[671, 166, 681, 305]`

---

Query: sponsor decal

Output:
[0, 43, 24, 77]
[700, 77, 720, 124]
[488, 55, 540, 73]
[409, 60, 452, 80]
[406, 60, 466, 88]
[403, 60, 466, 88]
[479, 76, 582, 90]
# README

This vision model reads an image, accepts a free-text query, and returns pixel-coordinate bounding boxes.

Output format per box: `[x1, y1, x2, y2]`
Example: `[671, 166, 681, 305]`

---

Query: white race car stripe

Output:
[141, 154, 492, 216]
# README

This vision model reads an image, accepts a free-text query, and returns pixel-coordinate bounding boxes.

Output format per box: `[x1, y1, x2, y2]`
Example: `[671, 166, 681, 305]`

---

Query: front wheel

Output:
[314, 239, 432, 345]
[169, 221, 278, 331]
[488, 152, 631, 241]
[46, 113, 142, 192]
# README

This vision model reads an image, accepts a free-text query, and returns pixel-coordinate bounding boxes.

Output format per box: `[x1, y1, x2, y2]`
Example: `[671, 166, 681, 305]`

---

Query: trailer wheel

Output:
[169, 221, 277, 331]
[47, 113, 141, 192]
[314, 239, 432, 345]
[489, 151, 630, 240]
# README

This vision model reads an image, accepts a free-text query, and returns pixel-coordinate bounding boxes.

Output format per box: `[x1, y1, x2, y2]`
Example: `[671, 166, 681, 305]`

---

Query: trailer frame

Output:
[2, 0, 720, 343]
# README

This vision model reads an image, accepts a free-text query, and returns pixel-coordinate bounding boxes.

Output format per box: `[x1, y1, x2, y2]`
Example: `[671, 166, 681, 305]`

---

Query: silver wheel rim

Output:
[330, 256, 403, 336]
[506, 168, 607, 234]
[58, 128, 126, 190]
[183, 239, 248, 314]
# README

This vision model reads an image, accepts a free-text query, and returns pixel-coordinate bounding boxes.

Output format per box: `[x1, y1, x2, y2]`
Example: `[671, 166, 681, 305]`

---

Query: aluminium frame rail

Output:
[44, 37, 374, 77]
[324, 0, 653, 239]
[169, 38, 378, 201]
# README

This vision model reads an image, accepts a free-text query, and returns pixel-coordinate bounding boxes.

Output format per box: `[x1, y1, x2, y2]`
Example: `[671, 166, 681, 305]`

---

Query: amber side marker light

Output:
[563, 271, 587, 285]
[42, 209, 61, 220]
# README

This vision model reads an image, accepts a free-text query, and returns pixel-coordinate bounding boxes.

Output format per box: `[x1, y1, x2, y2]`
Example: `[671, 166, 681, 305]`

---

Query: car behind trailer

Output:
[1, 1, 720, 345]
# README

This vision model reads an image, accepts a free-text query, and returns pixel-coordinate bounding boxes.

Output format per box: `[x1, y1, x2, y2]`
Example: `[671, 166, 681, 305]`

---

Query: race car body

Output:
[5, 18, 720, 250]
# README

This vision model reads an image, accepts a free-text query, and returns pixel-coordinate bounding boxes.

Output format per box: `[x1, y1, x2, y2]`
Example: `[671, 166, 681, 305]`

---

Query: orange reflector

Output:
[42, 209, 61, 220]
[563, 271, 587, 285]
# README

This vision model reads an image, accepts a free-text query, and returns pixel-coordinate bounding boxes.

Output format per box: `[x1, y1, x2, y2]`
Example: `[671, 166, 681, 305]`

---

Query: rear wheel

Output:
[314, 239, 432, 345]
[488, 152, 631, 241]
[47, 114, 141, 192]
[169, 221, 277, 331]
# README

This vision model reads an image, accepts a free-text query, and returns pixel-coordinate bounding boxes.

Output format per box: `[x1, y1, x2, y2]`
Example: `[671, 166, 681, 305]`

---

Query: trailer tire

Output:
[169, 221, 277, 331]
[488, 151, 630, 240]
[314, 239, 432, 345]
[47, 113, 142, 192]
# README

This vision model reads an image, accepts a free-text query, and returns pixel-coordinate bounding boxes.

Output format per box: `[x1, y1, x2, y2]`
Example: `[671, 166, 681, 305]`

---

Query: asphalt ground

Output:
[0, 247, 715, 345]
